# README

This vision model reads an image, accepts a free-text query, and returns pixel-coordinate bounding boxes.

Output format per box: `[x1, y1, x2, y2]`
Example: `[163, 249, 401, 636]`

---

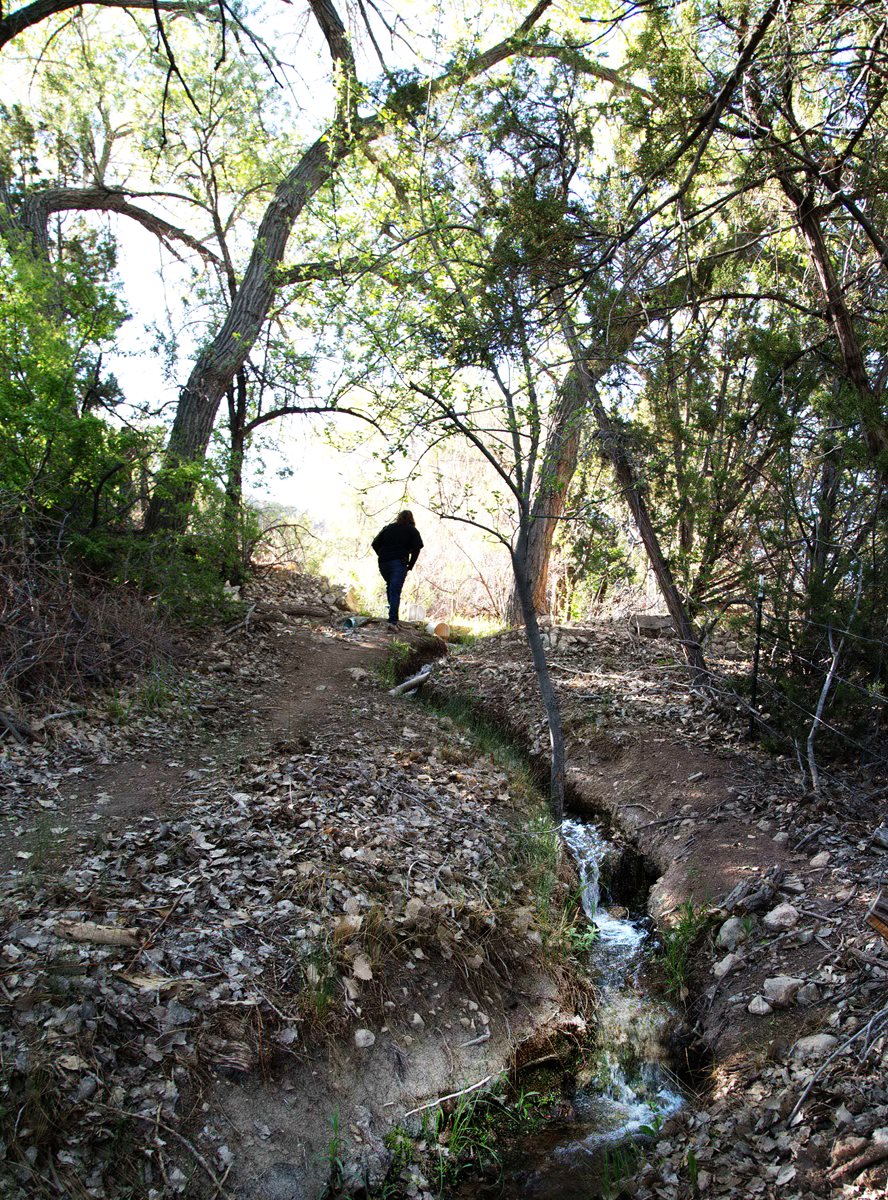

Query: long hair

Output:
[396, 509, 415, 527]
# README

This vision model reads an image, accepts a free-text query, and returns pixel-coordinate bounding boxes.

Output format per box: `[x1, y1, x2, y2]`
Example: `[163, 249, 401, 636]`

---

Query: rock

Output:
[716, 917, 749, 950]
[354, 1029, 376, 1049]
[796, 983, 820, 1007]
[763, 976, 802, 1007]
[748, 995, 772, 1015]
[763, 902, 799, 931]
[793, 1034, 838, 1061]
[809, 851, 831, 868]
[713, 953, 742, 979]
[872, 825, 888, 850]
[723, 865, 784, 914]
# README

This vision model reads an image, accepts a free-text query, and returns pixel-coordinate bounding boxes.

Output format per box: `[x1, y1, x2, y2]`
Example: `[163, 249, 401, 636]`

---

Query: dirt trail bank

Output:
[430, 623, 888, 1199]
[0, 585, 587, 1200]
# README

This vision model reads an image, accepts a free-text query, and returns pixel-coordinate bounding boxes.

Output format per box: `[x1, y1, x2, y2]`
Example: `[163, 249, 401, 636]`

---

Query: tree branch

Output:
[0, 0, 203, 51]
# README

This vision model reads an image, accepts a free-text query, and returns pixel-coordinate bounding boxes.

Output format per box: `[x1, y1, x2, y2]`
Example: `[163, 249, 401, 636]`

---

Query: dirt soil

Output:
[2, 580, 887, 1200]
[430, 622, 888, 1200]
[0, 576, 588, 1200]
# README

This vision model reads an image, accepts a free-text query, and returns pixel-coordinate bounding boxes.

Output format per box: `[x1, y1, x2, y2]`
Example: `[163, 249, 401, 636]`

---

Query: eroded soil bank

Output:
[429, 624, 888, 1199]
[0, 572, 596, 1200]
[2, 575, 887, 1199]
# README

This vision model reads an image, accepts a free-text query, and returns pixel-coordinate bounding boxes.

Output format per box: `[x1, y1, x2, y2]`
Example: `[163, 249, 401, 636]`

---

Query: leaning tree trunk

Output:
[561, 313, 707, 681]
[512, 526, 565, 822]
[144, 138, 345, 532]
[143, 0, 559, 534]
[506, 315, 648, 625]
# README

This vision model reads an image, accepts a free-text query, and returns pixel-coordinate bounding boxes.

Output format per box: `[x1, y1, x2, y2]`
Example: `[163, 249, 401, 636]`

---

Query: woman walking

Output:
[371, 510, 423, 629]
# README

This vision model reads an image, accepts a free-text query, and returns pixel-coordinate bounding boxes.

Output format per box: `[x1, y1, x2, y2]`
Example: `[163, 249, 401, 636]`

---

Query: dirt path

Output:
[1, 609, 588, 1200]
[0, 622, 394, 872]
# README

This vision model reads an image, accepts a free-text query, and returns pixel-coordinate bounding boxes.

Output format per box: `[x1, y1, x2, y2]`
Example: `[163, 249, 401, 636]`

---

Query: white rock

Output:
[793, 1033, 838, 1061]
[796, 983, 819, 1006]
[354, 1029, 376, 1049]
[763, 902, 799, 931]
[763, 975, 802, 1007]
[748, 995, 772, 1015]
[809, 851, 831, 868]
[713, 953, 742, 979]
[773, 832, 790, 846]
[716, 917, 749, 950]
[872, 825, 888, 850]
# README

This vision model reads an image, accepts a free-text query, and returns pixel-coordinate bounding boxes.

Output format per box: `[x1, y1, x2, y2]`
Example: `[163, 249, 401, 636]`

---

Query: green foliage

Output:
[657, 901, 713, 999]
[378, 638, 414, 687]
[0, 242, 138, 528]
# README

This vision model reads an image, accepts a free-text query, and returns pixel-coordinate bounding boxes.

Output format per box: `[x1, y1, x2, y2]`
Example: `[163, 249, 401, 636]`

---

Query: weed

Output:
[300, 945, 337, 1023]
[687, 1146, 699, 1190]
[138, 661, 176, 712]
[378, 638, 413, 687]
[321, 1109, 345, 1199]
[377, 1080, 565, 1198]
[106, 690, 130, 724]
[657, 900, 713, 998]
[25, 815, 64, 875]
[600, 1141, 640, 1198]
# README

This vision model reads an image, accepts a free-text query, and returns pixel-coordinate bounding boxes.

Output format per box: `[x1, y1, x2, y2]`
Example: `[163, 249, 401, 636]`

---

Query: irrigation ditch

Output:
[366, 638, 711, 1200]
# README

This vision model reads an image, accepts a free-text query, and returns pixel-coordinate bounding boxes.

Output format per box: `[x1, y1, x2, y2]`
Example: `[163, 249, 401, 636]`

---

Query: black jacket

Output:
[372, 522, 423, 568]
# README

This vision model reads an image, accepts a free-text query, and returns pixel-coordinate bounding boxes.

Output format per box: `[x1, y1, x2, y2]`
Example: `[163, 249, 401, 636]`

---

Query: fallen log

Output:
[0, 709, 35, 744]
[253, 601, 332, 621]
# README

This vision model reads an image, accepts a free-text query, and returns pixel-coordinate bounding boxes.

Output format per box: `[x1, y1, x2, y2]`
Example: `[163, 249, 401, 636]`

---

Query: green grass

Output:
[378, 638, 413, 687]
[376, 1079, 563, 1197]
[657, 900, 713, 998]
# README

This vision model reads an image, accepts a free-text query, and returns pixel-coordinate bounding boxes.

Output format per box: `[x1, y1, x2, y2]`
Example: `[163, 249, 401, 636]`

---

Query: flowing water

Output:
[495, 818, 685, 1199]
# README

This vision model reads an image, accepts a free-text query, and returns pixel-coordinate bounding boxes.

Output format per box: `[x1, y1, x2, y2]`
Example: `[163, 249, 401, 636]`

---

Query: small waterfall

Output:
[506, 819, 684, 1198]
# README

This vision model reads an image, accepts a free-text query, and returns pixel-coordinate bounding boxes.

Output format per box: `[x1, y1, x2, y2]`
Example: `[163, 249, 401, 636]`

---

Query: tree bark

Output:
[560, 313, 707, 680]
[778, 172, 888, 471]
[506, 254, 737, 623]
[0, 0, 200, 51]
[511, 528, 565, 822]
[144, 0, 559, 533]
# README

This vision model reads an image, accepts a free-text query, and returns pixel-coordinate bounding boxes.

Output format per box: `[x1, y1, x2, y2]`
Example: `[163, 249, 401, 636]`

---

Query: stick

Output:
[402, 1071, 501, 1118]
[786, 1006, 888, 1127]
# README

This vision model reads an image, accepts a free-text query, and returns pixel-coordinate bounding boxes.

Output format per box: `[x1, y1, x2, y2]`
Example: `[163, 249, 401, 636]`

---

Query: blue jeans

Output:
[379, 559, 408, 623]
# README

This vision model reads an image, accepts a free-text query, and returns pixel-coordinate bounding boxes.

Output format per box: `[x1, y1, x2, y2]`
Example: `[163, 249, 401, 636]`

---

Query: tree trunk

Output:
[223, 369, 248, 584]
[506, 315, 647, 624]
[511, 527, 565, 822]
[143, 0, 558, 533]
[144, 137, 345, 532]
[778, 173, 888, 472]
[560, 314, 707, 681]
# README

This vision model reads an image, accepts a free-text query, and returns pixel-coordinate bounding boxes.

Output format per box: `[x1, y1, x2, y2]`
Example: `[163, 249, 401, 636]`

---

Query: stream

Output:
[494, 817, 686, 1199]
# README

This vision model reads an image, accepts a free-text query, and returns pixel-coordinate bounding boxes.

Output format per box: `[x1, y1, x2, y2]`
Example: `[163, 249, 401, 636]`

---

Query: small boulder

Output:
[793, 1033, 838, 1061]
[354, 1029, 376, 1049]
[713, 953, 743, 979]
[796, 982, 820, 1007]
[716, 917, 749, 950]
[763, 976, 802, 1007]
[872, 825, 888, 850]
[763, 902, 799, 931]
[809, 851, 831, 868]
[748, 995, 772, 1015]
